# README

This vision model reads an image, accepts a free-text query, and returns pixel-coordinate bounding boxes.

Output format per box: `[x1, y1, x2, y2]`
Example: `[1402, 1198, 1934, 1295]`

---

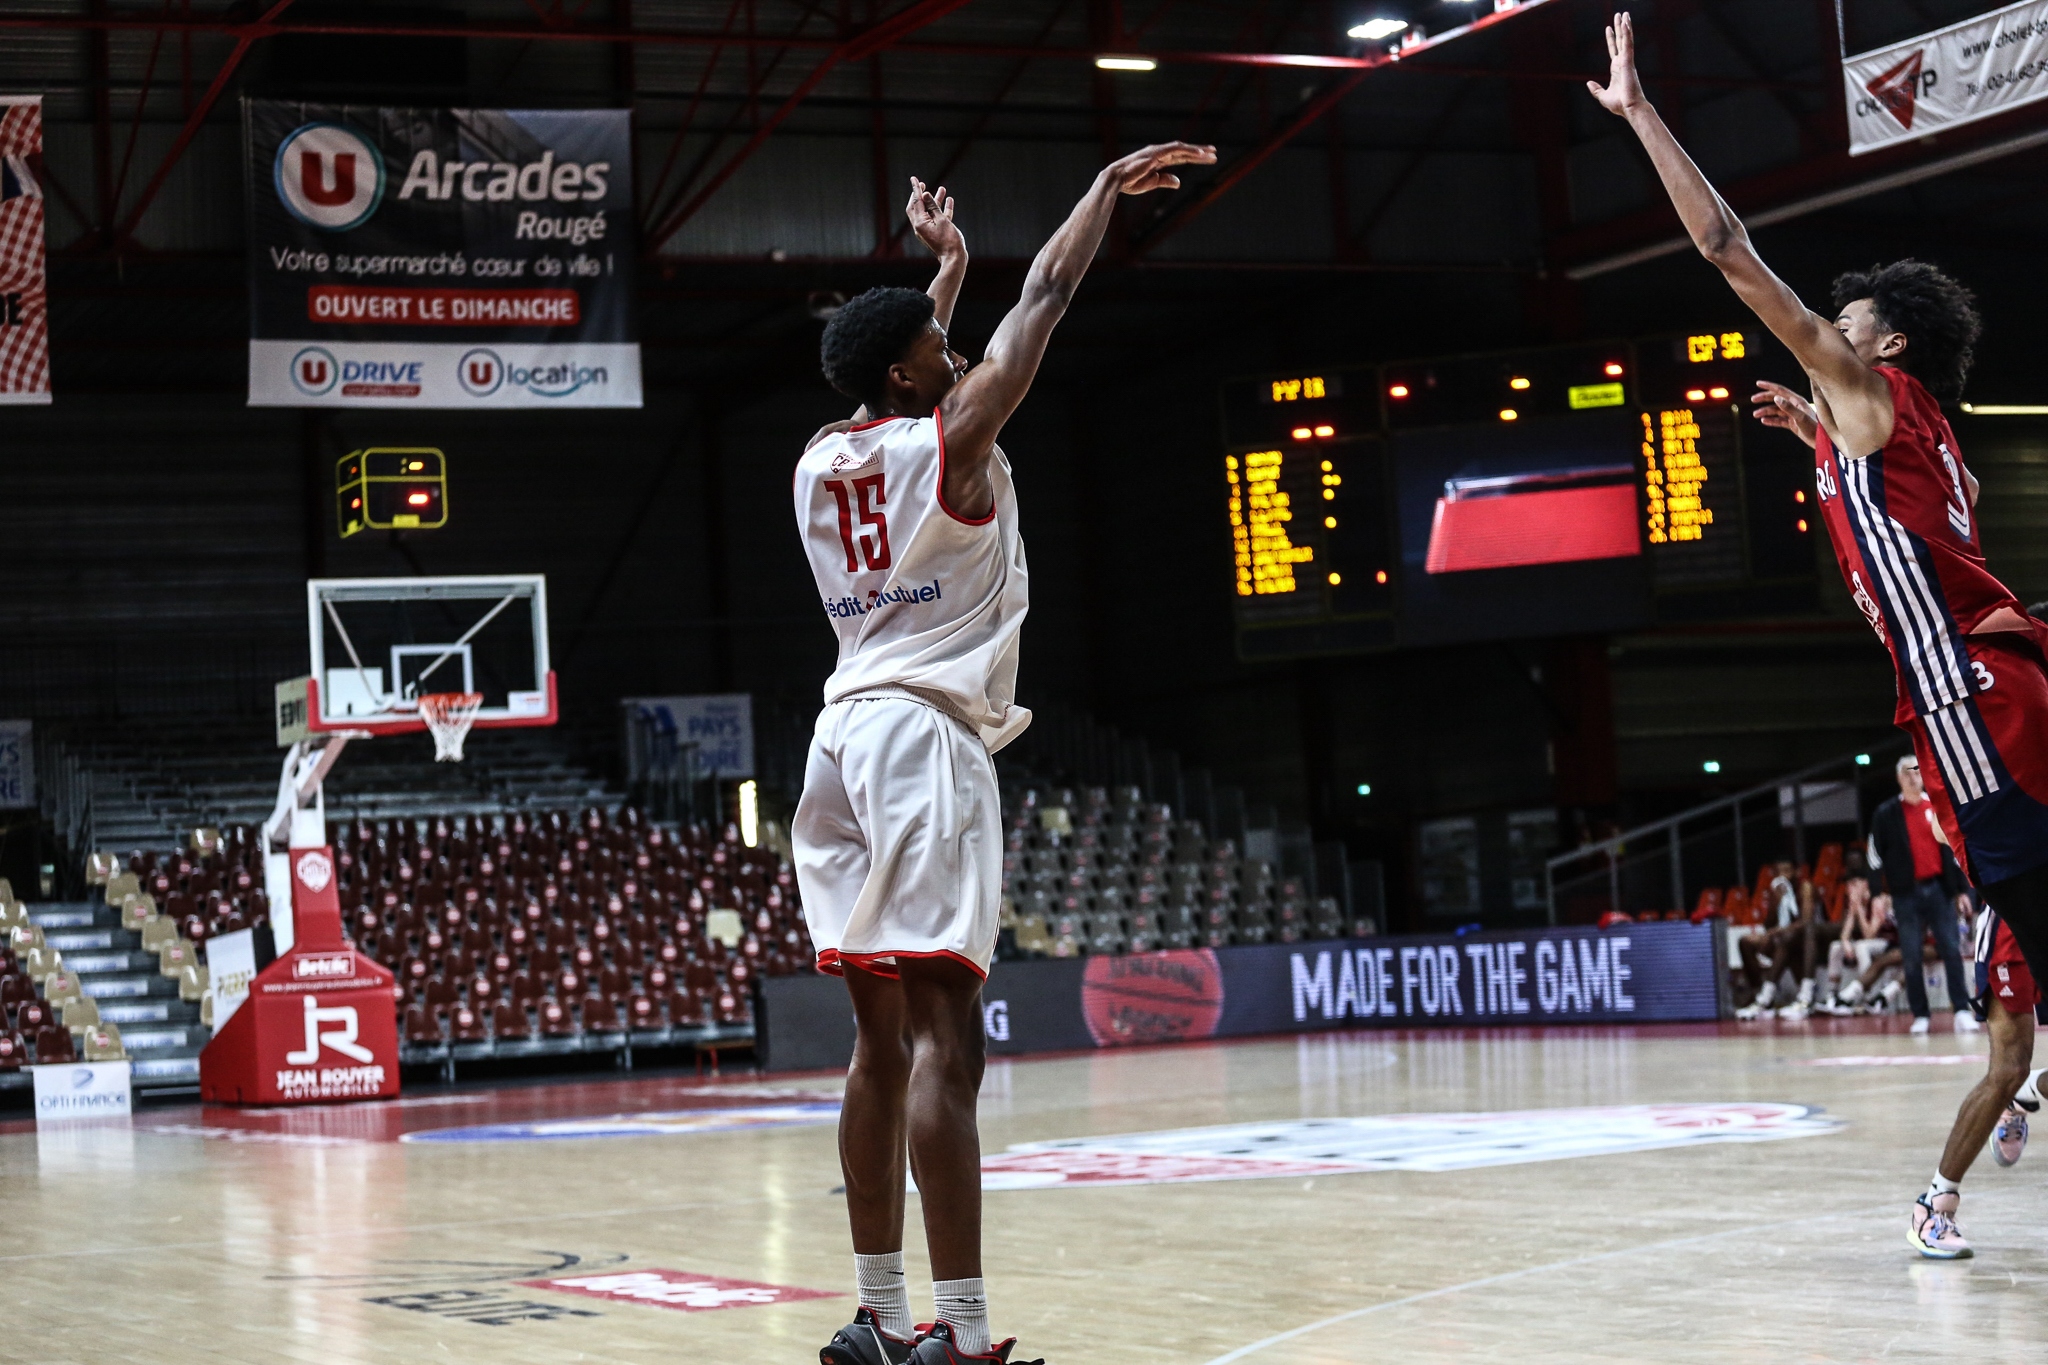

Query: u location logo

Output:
[291, 345, 338, 395]
[275, 122, 385, 231]
[458, 348, 504, 396]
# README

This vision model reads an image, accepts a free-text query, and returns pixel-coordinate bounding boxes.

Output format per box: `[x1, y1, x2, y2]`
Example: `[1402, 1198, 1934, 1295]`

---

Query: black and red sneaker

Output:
[820, 1306, 917, 1365]
[908, 1320, 1044, 1364]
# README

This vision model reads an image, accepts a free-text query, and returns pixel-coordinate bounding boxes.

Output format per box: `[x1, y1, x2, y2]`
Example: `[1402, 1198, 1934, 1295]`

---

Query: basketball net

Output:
[418, 692, 485, 762]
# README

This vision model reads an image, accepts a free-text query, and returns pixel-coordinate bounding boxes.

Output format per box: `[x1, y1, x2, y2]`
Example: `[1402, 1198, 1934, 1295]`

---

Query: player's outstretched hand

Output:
[1106, 141, 1218, 195]
[1751, 380, 1820, 449]
[1587, 12, 1647, 117]
[907, 177, 965, 259]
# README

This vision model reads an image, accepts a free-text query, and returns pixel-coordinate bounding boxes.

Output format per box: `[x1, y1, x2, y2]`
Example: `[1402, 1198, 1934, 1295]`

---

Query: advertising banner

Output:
[760, 921, 1727, 1071]
[204, 926, 259, 1032]
[622, 694, 755, 781]
[200, 845, 400, 1104]
[32, 1060, 133, 1122]
[0, 96, 50, 405]
[0, 720, 32, 807]
[244, 100, 639, 407]
[1846, 0, 2048, 153]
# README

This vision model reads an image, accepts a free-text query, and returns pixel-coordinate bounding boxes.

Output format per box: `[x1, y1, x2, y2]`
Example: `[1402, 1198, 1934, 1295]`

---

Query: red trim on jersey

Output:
[933, 408, 997, 526]
[814, 947, 989, 981]
[850, 414, 911, 432]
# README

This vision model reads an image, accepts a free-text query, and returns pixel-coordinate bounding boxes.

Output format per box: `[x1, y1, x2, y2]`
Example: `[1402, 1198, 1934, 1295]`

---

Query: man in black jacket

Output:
[1870, 755, 1977, 1035]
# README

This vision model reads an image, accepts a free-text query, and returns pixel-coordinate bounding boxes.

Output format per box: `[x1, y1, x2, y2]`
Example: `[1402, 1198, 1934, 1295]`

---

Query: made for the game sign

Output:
[244, 100, 640, 408]
[1845, 0, 2048, 154]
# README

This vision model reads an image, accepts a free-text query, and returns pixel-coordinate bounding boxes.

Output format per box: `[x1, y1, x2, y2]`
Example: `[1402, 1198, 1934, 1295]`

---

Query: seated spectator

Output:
[1819, 862, 1893, 1013]
[1736, 860, 1829, 1019]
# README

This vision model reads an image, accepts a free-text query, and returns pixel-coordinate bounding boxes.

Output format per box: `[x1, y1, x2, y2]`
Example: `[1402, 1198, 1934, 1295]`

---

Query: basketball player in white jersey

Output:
[797, 141, 1214, 1365]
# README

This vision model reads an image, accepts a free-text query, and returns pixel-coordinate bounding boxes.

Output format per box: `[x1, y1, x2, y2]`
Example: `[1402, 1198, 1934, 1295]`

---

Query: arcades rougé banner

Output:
[245, 100, 639, 408]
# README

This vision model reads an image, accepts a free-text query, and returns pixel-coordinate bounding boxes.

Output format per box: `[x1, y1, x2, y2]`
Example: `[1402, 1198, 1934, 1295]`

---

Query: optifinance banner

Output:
[245, 101, 640, 407]
[0, 96, 50, 405]
[1846, 0, 2048, 154]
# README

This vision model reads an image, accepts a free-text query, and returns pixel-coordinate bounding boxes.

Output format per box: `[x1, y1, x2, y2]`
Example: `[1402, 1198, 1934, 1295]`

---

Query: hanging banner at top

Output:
[1845, 0, 2048, 154]
[0, 96, 51, 405]
[245, 101, 641, 407]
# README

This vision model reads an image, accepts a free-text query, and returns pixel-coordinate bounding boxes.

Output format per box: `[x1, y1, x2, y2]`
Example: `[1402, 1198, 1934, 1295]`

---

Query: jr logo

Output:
[285, 995, 375, 1065]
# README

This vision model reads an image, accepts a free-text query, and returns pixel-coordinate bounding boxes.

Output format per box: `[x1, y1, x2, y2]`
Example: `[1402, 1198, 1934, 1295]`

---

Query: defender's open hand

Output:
[1751, 380, 1820, 449]
[1587, 12, 1647, 117]
[907, 177, 965, 259]
[1106, 142, 1218, 196]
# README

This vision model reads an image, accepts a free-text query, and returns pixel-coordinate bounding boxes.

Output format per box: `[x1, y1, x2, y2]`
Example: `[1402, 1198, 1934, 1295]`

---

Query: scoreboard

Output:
[1221, 331, 1816, 658]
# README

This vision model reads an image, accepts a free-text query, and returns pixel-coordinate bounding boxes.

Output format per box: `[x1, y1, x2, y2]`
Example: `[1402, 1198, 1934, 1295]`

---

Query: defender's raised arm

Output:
[1588, 12, 1894, 454]
[936, 142, 1216, 515]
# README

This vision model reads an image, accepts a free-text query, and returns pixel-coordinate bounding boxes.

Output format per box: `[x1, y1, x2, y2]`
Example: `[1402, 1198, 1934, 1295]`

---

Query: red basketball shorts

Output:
[1909, 635, 2048, 889]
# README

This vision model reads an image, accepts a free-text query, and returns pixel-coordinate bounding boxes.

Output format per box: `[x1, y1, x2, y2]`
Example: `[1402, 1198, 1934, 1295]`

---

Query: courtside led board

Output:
[298, 575, 555, 736]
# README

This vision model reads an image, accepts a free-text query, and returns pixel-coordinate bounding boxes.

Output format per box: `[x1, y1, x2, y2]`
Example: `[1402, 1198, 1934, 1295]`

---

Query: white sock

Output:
[1928, 1172, 1961, 1200]
[855, 1252, 911, 1341]
[2017, 1069, 2046, 1108]
[933, 1277, 990, 1354]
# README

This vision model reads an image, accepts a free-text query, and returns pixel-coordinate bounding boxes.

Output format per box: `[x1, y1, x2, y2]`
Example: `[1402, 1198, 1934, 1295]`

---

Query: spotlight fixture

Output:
[1347, 18, 1409, 40]
[1094, 55, 1157, 71]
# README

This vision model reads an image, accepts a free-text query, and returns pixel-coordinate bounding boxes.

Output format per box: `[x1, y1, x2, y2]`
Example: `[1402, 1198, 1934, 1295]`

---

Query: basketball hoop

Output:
[418, 692, 485, 762]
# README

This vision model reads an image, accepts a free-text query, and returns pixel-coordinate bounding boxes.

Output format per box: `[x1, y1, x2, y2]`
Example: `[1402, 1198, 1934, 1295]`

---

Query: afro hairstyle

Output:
[819, 286, 937, 408]
[1830, 259, 1982, 404]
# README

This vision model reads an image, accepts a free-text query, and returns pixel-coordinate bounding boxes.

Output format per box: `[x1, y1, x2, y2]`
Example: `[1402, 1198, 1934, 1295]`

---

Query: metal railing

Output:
[1544, 742, 1911, 925]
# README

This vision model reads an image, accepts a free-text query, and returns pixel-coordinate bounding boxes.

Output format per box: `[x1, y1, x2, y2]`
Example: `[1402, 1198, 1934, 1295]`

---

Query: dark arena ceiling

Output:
[3, 0, 2044, 395]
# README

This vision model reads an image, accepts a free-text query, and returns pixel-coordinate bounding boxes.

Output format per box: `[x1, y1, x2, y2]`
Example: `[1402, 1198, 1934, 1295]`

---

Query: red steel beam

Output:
[111, 0, 300, 244]
[0, 9, 1815, 90]
[646, 0, 977, 250]
[1557, 102, 2048, 279]
[1132, 0, 1564, 256]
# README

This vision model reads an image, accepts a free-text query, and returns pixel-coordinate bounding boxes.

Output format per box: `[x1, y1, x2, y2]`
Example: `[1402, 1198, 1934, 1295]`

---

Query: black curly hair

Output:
[1830, 260, 1982, 404]
[819, 287, 936, 408]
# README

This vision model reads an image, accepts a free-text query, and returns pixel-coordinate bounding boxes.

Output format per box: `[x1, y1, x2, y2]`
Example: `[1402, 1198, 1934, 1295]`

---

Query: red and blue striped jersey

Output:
[1813, 366, 2025, 724]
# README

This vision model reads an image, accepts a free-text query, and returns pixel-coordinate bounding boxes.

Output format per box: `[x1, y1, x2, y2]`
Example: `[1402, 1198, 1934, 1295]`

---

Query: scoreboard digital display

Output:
[1222, 331, 1816, 658]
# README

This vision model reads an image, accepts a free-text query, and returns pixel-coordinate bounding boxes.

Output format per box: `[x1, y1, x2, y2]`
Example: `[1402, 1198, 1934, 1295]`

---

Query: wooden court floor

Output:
[5, 1020, 2047, 1363]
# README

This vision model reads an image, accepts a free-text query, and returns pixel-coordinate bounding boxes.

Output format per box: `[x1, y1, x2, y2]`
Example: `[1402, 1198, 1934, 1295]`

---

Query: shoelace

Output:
[1925, 1211, 1960, 1243]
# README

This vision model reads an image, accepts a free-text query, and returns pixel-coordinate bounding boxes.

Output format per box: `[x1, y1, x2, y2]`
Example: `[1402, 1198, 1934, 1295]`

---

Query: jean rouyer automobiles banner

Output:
[759, 921, 1727, 1071]
[0, 96, 50, 405]
[245, 100, 639, 407]
[1845, 0, 2048, 154]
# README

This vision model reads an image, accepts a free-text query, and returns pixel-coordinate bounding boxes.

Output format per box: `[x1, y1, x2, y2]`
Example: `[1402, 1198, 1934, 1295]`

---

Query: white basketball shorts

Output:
[792, 693, 1002, 980]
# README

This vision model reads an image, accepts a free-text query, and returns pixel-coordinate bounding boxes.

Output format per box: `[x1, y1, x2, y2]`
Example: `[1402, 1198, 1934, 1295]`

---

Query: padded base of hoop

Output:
[306, 672, 559, 736]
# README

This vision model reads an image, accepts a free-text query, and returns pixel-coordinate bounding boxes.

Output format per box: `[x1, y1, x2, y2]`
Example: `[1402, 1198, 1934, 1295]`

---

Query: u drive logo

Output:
[291, 345, 338, 395]
[286, 995, 375, 1065]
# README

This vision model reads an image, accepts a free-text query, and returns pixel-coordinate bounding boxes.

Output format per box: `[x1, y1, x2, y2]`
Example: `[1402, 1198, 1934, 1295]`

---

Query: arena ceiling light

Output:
[1094, 55, 1158, 71]
[1959, 403, 2048, 415]
[1347, 18, 1409, 40]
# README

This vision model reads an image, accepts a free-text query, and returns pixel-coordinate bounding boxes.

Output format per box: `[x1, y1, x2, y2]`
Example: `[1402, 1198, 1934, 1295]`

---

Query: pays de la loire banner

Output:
[245, 101, 640, 408]
[0, 96, 50, 405]
[1846, 0, 2048, 154]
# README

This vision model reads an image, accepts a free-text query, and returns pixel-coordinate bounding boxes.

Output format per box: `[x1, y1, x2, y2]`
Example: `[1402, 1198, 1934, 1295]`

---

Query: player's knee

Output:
[854, 1027, 913, 1082]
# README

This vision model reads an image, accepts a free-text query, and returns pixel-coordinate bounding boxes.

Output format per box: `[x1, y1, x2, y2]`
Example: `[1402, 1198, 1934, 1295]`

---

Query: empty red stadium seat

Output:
[492, 999, 531, 1039]
[451, 1005, 488, 1043]
[580, 994, 620, 1032]
[403, 1004, 442, 1044]
[539, 997, 576, 1036]
[626, 995, 659, 1031]
[35, 1025, 76, 1063]
[0, 1031, 24, 1070]
[14, 998, 51, 1035]
[1596, 911, 1633, 930]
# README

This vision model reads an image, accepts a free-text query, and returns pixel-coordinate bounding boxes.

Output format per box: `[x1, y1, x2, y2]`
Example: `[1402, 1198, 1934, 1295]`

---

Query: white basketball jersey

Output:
[794, 411, 1031, 752]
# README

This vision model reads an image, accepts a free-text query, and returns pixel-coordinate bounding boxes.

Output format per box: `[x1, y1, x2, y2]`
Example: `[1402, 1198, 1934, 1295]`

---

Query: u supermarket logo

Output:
[291, 346, 339, 394]
[275, 122, 386, 231]
[458, 348, 503, 396]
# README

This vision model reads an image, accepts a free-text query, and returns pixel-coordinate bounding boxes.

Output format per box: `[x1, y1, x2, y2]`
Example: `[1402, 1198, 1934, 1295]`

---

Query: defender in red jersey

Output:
[1590, 11, 2048, 1260]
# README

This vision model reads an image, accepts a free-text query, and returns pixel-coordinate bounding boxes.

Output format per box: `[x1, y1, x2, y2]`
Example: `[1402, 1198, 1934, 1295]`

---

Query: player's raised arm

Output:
[907, 176, 967, 331]
[1588, 13, 1894, 454]
[938, 141, 1216, 514]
